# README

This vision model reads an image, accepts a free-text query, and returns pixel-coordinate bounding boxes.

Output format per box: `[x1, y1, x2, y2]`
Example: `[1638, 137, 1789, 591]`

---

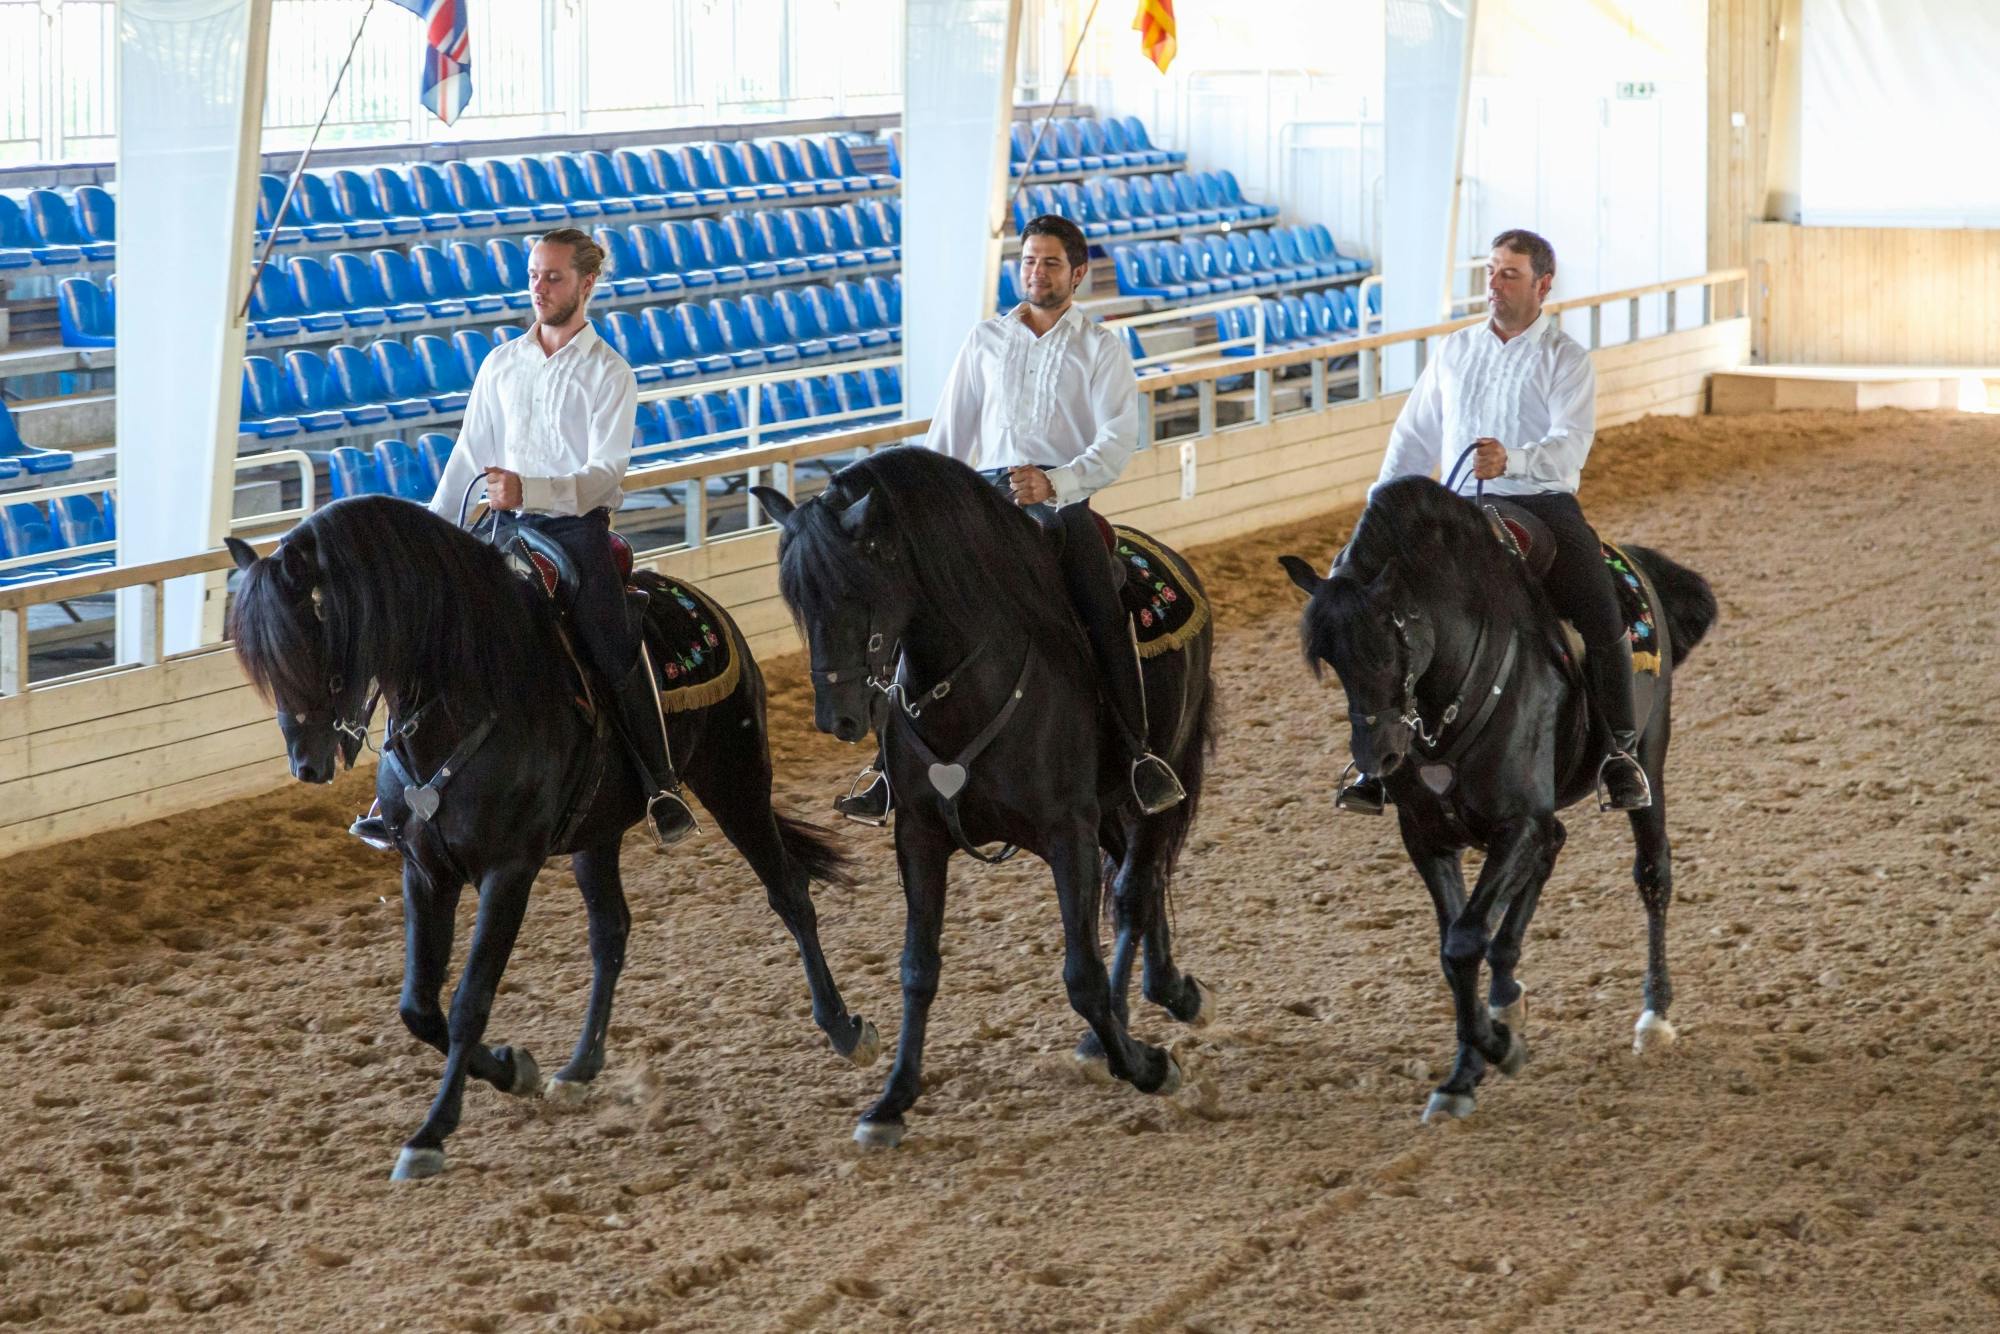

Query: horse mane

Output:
[1302, 476, 1550, 671]
[232, 496, 559, 712]
[778, 446, 1089, 672]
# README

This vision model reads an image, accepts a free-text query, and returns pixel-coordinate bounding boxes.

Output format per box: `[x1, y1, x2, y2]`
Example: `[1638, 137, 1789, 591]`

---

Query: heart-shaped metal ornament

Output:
[404, 784, 442, 822]
[1418, 764, 1455, 795]
[927, 763, 968, 799]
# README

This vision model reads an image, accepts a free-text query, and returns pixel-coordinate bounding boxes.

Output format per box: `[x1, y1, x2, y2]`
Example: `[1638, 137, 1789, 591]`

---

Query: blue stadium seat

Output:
[51, 494, 111, 549]
[1226, 233, 1277, 289]
[0, 502, 61, 580]
[707, 143, 785, 203]
[636, 308, 701, 379]
[997, 265, 1022, 311]
[368, 339, 438, 414]
[413, 244, 503, 315]
[591, 227, 655, 297]
[417, 432, 454, 488]
[452, 328, 497, 382]
[512, 156, 599, 220]
[450, 240, 528, 311]
[0, 193, 77, 266]
[551, 152, 632, 217]
[370, 167, 461, 234]
[581, 150, 665, 214]
[832, 370, 878, 417]
[739, 141, 811, 199]
[661, 397, 702, 444]
[239, 357, 301, 439]
[675, 145, 756, 206]
[474, 159, 562, 224]
[647, 147, 724, 208]
[373, 439, 433, 501]
[328, 445, 385, 499]
[806, 284, 877, 350]
[726, 214, 801, 279]
[408, 162, 489, 230]
[1215, 169, 1277, 220]
[287, 348, 384, 429]
[801, 375, 841, 423]
[691, 218, 753, 283]
[1249, 229, 1307, 283]
[709, 296, 775, 366]
[294, 173, 382, 241]
[657, 221, 717, 287]
[259, 174, 345, 244]
[28, 189, 112, 262]
[667, 303, 738, 374]
[1053, 118, 1102, 172]
[773, 289, 834, 358]
[412, 334, 474, 412]
[630, 401, 669, 453]
[292, 255, 385, 330]
[603, 311, 666, 385]
[769, 138, 843, 196]
[1120, 116, 1185, 164]
[58, 276, 114, 347]
[613, 149, 694, 211]
[330, 251, 424, 324]
[742, 293, 802, 362]
[246, 265, 305, 339]
[331, 343, 426, 420]
[491, 323, 526, 344]
[375, 248, 466, 318]
[441, 160, 526, 225]
[73, 185, 116, 247]
[868, 365, 903, 408]
[0, 397, 69, 476]
[332, 169, 424, 236]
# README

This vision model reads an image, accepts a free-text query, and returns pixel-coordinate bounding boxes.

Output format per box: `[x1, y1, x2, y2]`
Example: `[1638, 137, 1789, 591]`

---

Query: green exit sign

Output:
[1616, 81, 1658, 99]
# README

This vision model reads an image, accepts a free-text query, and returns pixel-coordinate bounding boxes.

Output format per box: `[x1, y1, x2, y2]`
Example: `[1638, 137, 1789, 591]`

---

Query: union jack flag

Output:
[385, 0, 472, 126]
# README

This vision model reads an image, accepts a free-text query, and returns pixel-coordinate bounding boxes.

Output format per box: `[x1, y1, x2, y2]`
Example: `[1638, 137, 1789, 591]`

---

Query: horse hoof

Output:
[1422, 1092, 1476, 1124]
[1185, 979, 1214, 1029]
[1633, 1010, 1678, 1054]
[496, 1046, 540, 1097]
[853, 1118, 905, 1150]
[544, 1077, 591, 1107]
[841, 1019, 881, 1068]
[1496, 1028, 1530, 1078]
[1488, 983, 1528, 1032]
[1072, 1048, 1114, 1086]
[390, 1147, 447, 1181]
[1148, 1056, 1184, 1098]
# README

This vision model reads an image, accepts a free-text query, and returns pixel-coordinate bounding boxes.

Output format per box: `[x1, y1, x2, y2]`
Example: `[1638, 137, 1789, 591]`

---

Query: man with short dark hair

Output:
[831, 212, 1185, 822]
[352, 226, 698, 850]
[1345, 227, 1651, 816]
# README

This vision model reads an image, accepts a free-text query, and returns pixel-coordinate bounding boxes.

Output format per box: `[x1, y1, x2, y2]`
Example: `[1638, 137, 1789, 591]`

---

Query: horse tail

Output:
[776, 812, 858, 891]
[1156, 652, 1220, 882]
[1625, 545, 1717, 668]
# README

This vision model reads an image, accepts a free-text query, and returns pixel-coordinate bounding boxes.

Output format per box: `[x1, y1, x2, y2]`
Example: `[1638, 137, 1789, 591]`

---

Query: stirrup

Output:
[647, 787, 700, 847]
[834, 767, 891, 827]
[348, 813, 396, 851]
[1334, 762, 1386, 816]
[1131, 752, 1185, 817]
[1595, 751, 1653, 813]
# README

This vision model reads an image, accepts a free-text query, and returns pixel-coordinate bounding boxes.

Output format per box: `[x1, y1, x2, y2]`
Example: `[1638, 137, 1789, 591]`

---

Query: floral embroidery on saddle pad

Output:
[1113, 526, 1210, 659]
[637, 572, 742, 712]
[1603, 543, 1661, 675]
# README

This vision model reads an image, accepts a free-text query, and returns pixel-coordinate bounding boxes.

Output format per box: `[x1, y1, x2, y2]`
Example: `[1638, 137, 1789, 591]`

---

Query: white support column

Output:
[115, 0, 274, 659]
[1381, 0, 1479, 393]
[902, 0, 1024, 418]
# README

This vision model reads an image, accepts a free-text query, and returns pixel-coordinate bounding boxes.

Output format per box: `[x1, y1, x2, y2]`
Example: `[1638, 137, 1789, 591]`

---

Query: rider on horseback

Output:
[1341, 227, 1651, 816]
[833, 213, 1185, 823]
[350, 227, 698, 850]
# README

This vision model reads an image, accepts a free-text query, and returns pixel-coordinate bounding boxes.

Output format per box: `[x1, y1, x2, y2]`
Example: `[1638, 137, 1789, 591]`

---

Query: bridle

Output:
[1344, 610, 1452, 750]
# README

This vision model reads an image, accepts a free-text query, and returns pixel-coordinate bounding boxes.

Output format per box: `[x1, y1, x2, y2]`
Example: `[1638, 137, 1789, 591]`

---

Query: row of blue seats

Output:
[1214, 289, 1382, 352]
[58, 202, 907, 349]
[327, 436, 456, 502]
[255, 139, 890, 247]
[0, 187, 115, 268]
[0, 399, 75, 478]
[239, 278, 904, 438]
[0, 493, 114, 586]
[1004, 115, 1186, 177]
[1010, 171, 1276, 241]
[1110, 226, 1364, 302]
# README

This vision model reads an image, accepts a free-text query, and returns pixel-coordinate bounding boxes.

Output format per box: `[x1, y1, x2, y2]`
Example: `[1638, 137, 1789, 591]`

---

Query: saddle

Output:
[1477, 498, 1556, 580]
[504, 524, 636, 602]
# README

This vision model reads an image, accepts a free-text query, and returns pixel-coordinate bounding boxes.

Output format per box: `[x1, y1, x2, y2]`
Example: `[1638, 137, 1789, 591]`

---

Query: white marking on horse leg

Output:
[1633, 1009, 1678, 1054]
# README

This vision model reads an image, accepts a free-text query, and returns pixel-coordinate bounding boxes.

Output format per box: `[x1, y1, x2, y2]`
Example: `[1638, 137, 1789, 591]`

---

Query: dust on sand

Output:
[0, 409, 1995, 1331]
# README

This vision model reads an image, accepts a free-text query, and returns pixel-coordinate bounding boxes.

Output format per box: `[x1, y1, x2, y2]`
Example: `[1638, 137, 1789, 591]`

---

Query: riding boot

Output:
[1094, 609, 1186, 816]
[349, 802, 396, 850]
[614, 645, 700, 846]
[1585, 635, 1652, 811]
[1336, 770, 1388, 816]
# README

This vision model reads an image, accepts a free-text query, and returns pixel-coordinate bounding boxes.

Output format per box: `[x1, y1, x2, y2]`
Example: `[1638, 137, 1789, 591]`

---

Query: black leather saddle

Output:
[502, 524, 635, 602]
[1478, 498, 1556, 579]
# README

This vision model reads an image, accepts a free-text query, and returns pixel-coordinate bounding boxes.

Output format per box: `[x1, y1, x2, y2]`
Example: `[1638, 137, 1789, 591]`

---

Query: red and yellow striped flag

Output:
[1133, 0, 1177, 74]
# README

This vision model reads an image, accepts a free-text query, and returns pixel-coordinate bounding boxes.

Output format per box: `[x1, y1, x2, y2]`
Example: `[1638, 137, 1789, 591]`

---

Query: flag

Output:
[385, 0, 472, 126]
[1132, 0, 1176, 74]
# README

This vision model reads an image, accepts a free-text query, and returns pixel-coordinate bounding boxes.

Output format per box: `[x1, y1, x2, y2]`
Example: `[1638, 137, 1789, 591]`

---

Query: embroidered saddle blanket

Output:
[1478, 500, 1660, 677]
[1111, 525, 1209, 659]
[636, 572, 741, 713]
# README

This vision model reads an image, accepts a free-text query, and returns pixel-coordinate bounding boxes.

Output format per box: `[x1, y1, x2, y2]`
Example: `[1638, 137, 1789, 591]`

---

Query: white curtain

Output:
[1801, 0, 2000, 227]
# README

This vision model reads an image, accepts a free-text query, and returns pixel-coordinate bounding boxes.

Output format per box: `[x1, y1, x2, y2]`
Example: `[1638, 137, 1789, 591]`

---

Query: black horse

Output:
[754, 447, 1217, 1148]
[1280, 476, 1716, 1122]
[226, 495, 875, 1180]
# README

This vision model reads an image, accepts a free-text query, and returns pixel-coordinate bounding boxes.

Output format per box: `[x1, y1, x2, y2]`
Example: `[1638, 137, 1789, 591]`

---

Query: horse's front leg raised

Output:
[1050, 824, 1181, 1098]
[544, 839, 632, 1102]
[856, 822, 954, 1149]
[1408, 815, 1543, 1123]
[392, 859, 542, 1180]
[1079, 820, 1207, 1079]
[397, 862, 517, 1092]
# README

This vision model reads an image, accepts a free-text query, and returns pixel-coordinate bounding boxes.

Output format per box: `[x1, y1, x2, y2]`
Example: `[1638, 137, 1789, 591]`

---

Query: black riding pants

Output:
[1500, 491, 1623, 647]
[484, 508, 637, 681]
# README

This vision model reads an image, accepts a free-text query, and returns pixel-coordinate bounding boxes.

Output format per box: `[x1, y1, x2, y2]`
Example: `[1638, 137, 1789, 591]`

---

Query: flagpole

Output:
[996, 0, 1103, 238]
[239, 0, 381, 321]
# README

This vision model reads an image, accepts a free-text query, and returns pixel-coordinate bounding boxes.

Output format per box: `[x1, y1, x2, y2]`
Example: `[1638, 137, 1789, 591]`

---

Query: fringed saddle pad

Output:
[1113, 526, 1209, 659]
[638, 573, 742, 712]
[1603, 543, 1661, 675]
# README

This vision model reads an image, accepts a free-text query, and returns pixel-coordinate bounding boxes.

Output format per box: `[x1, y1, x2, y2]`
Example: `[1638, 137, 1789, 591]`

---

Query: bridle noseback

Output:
[1344, 610, 1453, 750]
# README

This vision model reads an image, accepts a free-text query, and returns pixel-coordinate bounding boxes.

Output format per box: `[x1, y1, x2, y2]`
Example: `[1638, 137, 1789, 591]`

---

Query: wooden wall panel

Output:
[0, 319, 1751, 858]
[1750, 224, 2000, 365]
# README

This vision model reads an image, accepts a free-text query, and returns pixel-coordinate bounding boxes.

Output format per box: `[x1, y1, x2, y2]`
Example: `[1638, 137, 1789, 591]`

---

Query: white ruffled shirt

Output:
[427, 323, 639, 519]
[1374, 310, 1597, 498]
[921, 302, 1140, 506]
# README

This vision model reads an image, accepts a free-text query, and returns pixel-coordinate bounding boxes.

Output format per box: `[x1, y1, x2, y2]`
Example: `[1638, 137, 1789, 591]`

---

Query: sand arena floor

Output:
[0, 408, 1996, 1331]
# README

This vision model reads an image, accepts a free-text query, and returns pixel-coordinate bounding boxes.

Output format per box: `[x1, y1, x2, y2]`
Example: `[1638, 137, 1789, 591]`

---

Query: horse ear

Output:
[838, 490, 872, 535]
[750, 486, 796, 525]
[1277, 554, 1323, 597]
[224, 537, 260, 572]
[277, 538, 313, 589]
